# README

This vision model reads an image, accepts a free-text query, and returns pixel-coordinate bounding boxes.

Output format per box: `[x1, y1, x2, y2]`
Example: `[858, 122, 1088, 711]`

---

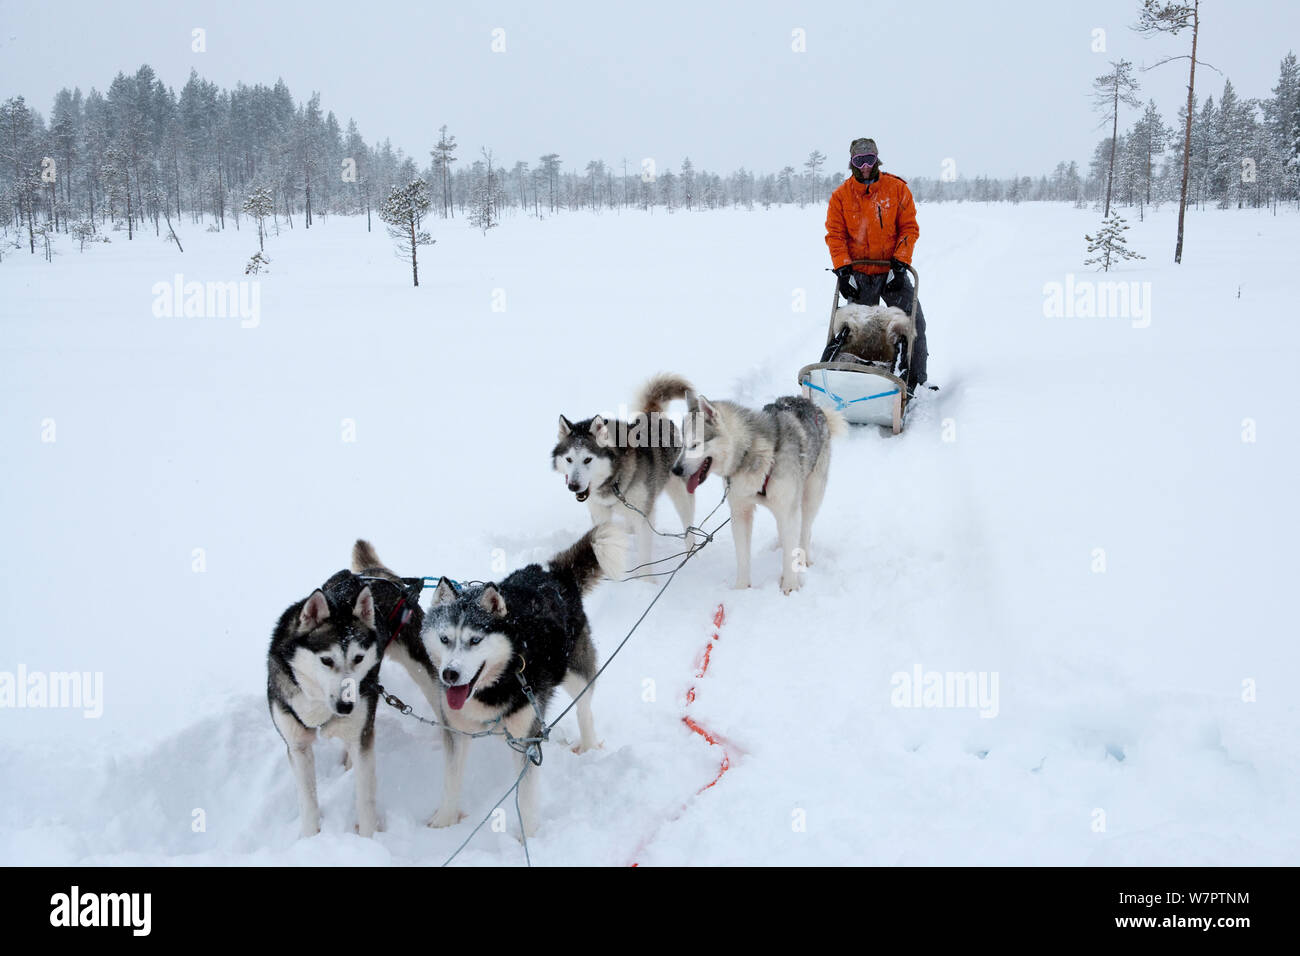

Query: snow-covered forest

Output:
[3, 50, 1299, 256]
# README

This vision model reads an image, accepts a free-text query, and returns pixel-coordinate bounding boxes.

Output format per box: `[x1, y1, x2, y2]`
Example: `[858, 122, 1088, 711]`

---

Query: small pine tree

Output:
[1084, 210, 1145, 272]
[379, 179, 434, 287]
[467, 177, 498, 235]
[33, 221, 52, 262]
[468, 148, 503, 235]
[71, 219, 96, 252]
[242, 185, 274, 252]
[245, 251, 271, 275]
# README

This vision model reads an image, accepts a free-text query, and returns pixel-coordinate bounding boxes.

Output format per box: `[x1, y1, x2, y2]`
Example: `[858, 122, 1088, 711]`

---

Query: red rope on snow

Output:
[629, 603, 738, 865]
[681, 604, 734, 792]
[681, 716, 731, 792]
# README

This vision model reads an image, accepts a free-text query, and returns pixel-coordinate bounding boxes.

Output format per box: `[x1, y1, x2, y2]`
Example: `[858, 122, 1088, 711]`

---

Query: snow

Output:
[1, 202, 1298, 865]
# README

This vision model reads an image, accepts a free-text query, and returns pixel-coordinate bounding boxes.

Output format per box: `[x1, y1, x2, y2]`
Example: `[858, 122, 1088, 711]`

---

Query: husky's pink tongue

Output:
[445, 683, 472, 710]
[686, 460, 710, 494]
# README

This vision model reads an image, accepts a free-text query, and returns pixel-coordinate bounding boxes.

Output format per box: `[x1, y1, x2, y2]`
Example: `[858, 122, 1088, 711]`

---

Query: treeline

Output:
[1, 65, 426, 254]
[1085, 53, 1300, 216]
[3, 53, 1298, 256]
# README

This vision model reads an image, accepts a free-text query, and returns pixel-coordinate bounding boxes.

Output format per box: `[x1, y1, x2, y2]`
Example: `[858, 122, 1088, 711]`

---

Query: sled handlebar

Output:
[833, 259, 920, 300]
[829, 259, 920, 322]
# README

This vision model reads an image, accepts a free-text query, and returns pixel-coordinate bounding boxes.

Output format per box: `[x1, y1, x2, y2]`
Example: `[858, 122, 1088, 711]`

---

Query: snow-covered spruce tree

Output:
[467, 148, 503, 235]
[802, 150, 825, 207]
[468, 175, 495, 234]
[379, 179, 434, 286]
[71, 219, 96, 252]
[682, 158, 698, 209]
[1292, 96, 1300, 196]
[1084, 210, 1145, 272]
[1129, 100, 1168, 213]
[242, 185, 274, 252]
[431, 125, 458, 219]
[33, 221, 52, 262]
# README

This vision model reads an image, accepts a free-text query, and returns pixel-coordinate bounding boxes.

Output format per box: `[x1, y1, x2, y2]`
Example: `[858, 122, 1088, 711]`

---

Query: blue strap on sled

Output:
[802, 374, 900, 411]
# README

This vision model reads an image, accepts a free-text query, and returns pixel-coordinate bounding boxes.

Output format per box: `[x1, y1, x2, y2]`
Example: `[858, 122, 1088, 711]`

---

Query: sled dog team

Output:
[267, 374, 847, 839]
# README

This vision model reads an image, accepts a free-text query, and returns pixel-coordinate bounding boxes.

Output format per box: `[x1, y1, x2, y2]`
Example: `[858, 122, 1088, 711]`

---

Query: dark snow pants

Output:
[845, 268, 929, 388]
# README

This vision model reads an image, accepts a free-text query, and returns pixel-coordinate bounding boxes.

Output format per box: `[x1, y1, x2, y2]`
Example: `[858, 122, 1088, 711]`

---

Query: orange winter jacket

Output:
[825, 171, 919, 275]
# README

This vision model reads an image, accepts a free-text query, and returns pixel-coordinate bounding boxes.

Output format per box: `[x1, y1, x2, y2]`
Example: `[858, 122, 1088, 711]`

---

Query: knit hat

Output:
[850, 138, 879, 160]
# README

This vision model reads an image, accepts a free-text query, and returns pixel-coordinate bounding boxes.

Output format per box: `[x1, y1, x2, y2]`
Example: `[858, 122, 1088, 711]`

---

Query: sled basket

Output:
[797, 259, 919, 435]
[798, 361, 908, 432]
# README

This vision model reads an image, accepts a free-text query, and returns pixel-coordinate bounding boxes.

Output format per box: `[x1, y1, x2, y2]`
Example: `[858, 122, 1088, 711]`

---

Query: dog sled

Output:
[797, 259, 920, 434]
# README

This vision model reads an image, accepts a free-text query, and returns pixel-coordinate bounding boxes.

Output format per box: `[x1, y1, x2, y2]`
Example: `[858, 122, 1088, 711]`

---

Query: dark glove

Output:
[835, 265, 857, 301]
[890, 257, 909, 278]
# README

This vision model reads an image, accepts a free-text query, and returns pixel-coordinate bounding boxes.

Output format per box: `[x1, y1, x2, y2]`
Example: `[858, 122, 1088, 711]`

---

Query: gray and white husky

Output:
[553, 373, 697, 574]
[672, 391, 847, 594]
[267, 573, 387, 838]
[422, 523, 624, 838]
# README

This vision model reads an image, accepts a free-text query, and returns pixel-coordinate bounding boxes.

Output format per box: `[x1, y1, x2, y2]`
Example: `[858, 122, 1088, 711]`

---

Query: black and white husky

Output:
[266, 574, 387, 838]
[422, 523, 624, 838]
[267, 544, 430, 839]
[672, 391, 847, 594]
[554, 373, 697, 574]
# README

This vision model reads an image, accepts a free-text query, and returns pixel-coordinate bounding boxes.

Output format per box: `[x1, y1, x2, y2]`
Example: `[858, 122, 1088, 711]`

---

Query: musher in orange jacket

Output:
[824, 137, 929, 389]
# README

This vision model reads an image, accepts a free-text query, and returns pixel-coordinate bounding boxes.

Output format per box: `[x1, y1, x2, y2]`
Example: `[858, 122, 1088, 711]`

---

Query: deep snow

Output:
[1, 201, 1298, 865]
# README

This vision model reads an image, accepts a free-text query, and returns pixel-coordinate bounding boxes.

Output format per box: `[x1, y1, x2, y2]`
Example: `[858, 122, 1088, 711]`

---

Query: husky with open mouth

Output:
[672, 391, 847, 594]
[553, 373, 697, 576]
[421, 523, 625, 838]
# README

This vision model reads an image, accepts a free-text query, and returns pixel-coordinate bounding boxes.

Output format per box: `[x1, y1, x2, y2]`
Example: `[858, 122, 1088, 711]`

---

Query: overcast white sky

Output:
[1, 0, 1296, 178]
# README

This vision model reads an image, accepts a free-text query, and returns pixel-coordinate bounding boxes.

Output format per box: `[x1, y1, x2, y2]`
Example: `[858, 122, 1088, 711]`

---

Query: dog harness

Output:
[385, 596, 413, 651]
[349, 574, 427, 652]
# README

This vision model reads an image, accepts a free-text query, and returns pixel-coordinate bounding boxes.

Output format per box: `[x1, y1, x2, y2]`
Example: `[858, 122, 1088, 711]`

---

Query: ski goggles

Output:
[850, 153, 878, 169]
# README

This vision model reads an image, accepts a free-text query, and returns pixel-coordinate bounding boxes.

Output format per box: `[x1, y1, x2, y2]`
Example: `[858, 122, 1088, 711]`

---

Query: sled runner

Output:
[797, 259, 920, 434]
